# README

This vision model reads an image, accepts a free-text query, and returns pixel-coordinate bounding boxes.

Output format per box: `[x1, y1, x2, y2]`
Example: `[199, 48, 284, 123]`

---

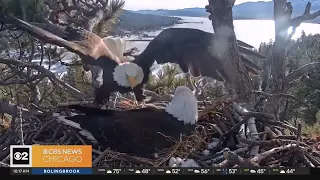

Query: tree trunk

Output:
[265, 0, 290, 115]
[207, 0, 253, 103]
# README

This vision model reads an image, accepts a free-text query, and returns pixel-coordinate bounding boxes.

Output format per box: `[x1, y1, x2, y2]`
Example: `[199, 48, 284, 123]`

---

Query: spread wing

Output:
[4, 15, 119, 65]
[134, 28, 264, 81]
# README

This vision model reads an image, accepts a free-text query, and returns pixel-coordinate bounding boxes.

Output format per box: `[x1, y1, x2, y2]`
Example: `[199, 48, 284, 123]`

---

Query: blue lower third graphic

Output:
[32, 168, 92, 175]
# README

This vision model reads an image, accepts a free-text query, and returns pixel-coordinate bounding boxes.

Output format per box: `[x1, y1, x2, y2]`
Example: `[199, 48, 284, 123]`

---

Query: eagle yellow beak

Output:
[128, 76, 138, 89]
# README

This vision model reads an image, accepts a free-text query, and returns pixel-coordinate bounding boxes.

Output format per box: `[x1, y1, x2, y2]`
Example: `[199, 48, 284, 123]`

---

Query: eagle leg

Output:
[94, 85, 111, 107]
[132, 93, 142, 108]
[132, 86, 146, 108]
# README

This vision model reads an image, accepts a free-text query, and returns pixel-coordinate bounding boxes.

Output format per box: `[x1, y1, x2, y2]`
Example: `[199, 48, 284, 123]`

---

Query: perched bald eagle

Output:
[94, 28, 265, 104]
[56, 86, 198, 157]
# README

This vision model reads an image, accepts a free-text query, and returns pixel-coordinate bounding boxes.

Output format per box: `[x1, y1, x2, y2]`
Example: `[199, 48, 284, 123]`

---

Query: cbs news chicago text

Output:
[6, 145, 316, 175]
[9, 145, 92, 175]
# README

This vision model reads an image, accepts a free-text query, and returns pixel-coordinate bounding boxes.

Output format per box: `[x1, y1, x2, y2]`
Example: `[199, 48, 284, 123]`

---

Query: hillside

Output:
[109, 10, 182, 36]
[135, 0, 320, 23]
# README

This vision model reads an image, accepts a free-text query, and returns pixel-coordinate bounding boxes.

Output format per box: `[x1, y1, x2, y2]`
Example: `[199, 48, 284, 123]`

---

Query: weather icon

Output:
[166, 170, 171, 174]
[194, 170, 200, 173]
[135, 170, 141, 174]
[107, 170, 112, 174]
[280, 170, 286, 174]
[250, 170, 256, 173]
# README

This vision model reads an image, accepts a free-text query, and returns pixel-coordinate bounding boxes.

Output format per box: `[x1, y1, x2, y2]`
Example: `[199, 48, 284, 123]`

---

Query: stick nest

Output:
[0, 100, 319, 168]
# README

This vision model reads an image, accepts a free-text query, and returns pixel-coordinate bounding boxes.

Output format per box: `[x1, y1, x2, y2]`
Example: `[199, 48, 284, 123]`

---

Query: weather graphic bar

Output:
[7, 167, 314, 175]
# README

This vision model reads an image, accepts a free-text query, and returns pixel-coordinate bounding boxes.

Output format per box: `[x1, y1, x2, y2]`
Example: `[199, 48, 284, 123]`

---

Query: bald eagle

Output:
[3, 15, 144, 104]
[95, 28, 265, 104]
[5, 15, 263, 106]
[56, 86, 198, 157]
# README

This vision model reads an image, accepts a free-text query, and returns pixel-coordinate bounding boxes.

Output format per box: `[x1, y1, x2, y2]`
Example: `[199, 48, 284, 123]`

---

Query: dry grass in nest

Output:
[94, 130, 208, 168]
[1, 99, 320, 168]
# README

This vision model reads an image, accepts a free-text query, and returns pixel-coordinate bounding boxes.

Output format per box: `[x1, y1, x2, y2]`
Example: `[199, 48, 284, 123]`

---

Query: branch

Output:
[250, 91, 309, 107]
[0, 57, 85, 99]
[0, 100, 36, 120]
[290, 3, 320, 26]
[0, 16, 67, 38]
[0, 74, 46, 85]
[288, 2, 320, 39]
[284, 62, 320, 83]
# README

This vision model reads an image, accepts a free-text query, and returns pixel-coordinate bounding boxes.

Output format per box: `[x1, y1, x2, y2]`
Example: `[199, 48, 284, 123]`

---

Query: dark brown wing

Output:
[240, 55, 262, 73]
[134, 28, 264, 81]
[237, 40, 254, 49]
[65, 105, 187, 156]
[238, 46, 265, 59]
[114, 108, 187, 155]
[5, 15, 120, 65]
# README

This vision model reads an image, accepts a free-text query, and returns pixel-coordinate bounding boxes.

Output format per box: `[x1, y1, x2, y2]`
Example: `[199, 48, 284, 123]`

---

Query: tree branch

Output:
[284, 62, 320, 83]
[0, 99, 37, 120]
[0, 74, 47, 85]
[288, 2, 320, 39]
[0, 57, 85, 99]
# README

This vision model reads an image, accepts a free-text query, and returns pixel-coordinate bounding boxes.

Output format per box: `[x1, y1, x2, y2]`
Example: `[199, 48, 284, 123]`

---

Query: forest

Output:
[0, 0, 320, 170]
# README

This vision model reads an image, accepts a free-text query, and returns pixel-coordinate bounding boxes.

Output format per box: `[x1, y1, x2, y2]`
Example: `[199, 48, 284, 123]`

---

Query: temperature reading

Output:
[172, 169, 180, 174]
[286, 169, 295, 174]
[201, 169, 209, 174]
[142, 169, 150, 174]
[257, 169, 266, 174]
[113, 169, 121, 174]
[228, 169, 237, 174]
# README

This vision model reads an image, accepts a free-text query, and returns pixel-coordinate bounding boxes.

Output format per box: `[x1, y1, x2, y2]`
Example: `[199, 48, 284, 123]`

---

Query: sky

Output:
[124, 0, 271, 11]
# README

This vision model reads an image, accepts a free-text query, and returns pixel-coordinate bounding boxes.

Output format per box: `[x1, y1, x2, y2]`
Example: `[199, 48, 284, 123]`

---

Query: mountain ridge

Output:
[133, 0, 320, 23]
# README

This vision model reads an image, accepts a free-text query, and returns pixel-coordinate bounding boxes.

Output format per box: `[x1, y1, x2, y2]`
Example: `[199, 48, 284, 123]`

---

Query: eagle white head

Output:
[113, 62, 144, 89]
[165, 86, 198, 125]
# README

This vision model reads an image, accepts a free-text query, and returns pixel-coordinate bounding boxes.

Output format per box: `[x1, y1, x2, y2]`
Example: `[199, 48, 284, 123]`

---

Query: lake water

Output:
[126, 16, 320, 52]
[44, 16, 320, 74]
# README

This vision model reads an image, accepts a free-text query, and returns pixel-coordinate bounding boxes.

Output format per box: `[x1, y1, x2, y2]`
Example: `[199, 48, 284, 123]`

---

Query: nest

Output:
[0, 99, 320, 168]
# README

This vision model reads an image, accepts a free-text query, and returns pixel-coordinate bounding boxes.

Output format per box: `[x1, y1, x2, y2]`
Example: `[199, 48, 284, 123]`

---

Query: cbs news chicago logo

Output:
[10, 145, 92, 167]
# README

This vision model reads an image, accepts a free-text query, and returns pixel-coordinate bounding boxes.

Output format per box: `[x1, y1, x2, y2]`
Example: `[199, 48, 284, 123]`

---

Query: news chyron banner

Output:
[10, 145, 92, 175]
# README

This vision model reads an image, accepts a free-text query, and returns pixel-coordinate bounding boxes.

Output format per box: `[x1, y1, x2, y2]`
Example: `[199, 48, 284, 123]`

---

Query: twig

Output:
[207, 147, 249, 163]
[296, 122, 302, 143]
[256, 118, 298, 134]
[16, 107, 24, 145]
[304, 152, 320, 167]
[285, 62, 320, 84]
[0, 74, 47, 85]
[250, 144, 298, 165]
[297, 152, 315, 168]
[251, 91, 309, 108]
[92, 149, 102, 155]
[213, 150, 253, 167]
[0, 57, 85, 99]
[156, 135, 183, 167]
[92, 149, 112, 165]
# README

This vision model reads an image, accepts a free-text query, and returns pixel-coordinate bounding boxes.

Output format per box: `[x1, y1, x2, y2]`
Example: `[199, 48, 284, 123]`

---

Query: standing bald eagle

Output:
[95, 28, 265, 104]
[5, 15, 263, 106]
[2, 15, 144, 105]
[56, 86, 198, 157]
